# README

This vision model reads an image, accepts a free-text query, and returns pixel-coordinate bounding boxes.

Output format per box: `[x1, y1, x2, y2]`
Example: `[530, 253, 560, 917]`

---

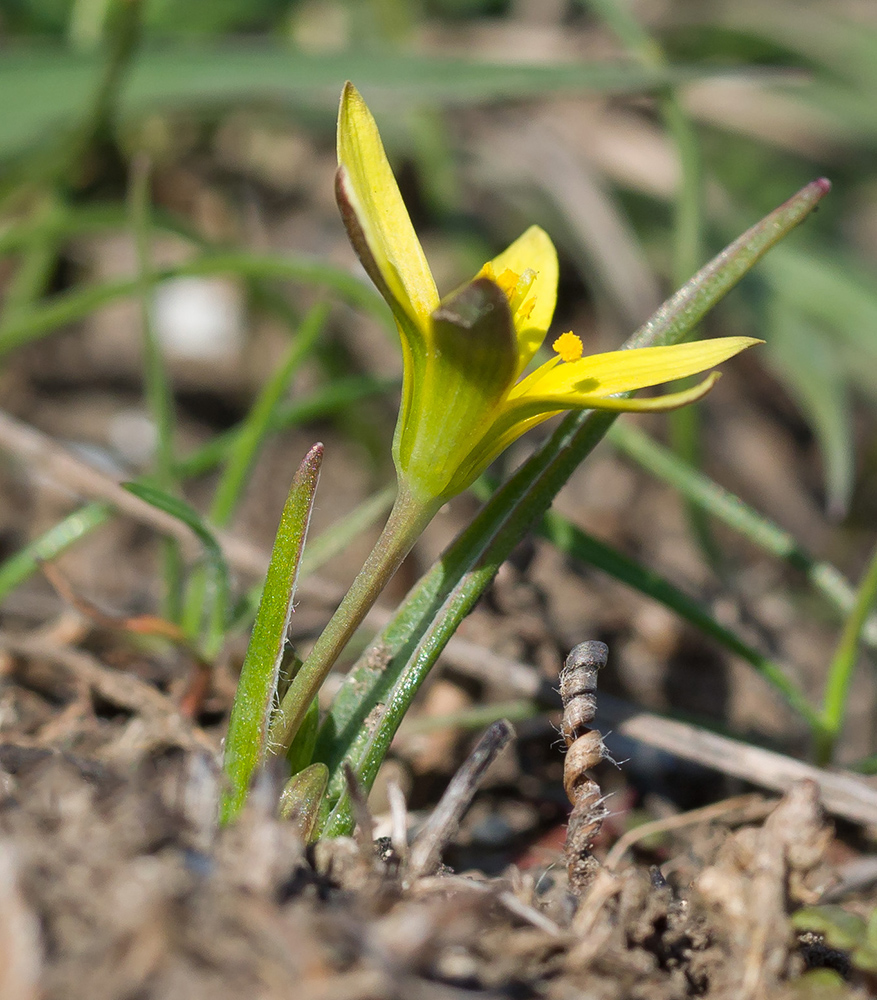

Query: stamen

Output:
[508, 269, 536, 315]
[478, 263, 537, 317]
[552, 331, 584, 363]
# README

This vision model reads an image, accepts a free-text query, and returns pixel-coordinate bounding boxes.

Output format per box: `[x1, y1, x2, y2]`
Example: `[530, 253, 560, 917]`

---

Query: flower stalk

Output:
[267, 484, 440, 755]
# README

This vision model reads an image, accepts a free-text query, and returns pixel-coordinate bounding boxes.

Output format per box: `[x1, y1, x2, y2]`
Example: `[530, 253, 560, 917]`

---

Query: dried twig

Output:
[343, 762, 376, 862]
[39, 561, 213, 720]
[604, 793, 774, 872]
[597, 694, 877, 829]
[407, 719, 513, 881]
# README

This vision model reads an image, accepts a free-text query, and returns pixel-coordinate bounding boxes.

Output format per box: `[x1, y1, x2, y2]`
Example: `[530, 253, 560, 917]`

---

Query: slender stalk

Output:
[817, 538, 877, 764]
[129, 153, 183, 621]
[268, 485, 439, 754]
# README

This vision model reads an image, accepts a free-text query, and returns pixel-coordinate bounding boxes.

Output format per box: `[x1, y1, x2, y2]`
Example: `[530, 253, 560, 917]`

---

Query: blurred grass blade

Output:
[180, 303, 328, 652]
[584, 0, 717, 569]
[536, 509, 815, 723]
[300, 485, 396, 578]
[0, 502, 112, 604]
[0, 252, 390, 360]
[174, 375, 397, 480]
[123, 481, 229, 640]
[764, 247, 877, 373]
[817, 538, 877, 765]
[129, 153, 182, 620]
[210, 303, 328, 527]
[766, 304, 853, 518]
[607, 421, 877, 649]
[220, 443, 323, 824]
[314, 180, 831, 836]
[0, 46, 701, 162]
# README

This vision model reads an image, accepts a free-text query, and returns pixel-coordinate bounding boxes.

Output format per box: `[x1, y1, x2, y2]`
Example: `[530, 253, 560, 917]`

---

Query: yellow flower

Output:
[336, 82, 760, 504]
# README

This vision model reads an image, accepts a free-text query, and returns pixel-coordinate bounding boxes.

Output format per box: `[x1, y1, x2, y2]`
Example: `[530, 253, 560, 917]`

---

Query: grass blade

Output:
[0, 251, 389, 359]
[0, 45, 703, 161]
[607, 421, 877, 649]
[536, 508, 816, 726]
[817, 538, 877, 765]
[123, 480, 229, 646]
[0, 502, 112, 604]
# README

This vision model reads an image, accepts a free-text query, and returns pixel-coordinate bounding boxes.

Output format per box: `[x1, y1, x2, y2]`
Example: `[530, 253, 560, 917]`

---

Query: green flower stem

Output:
[267, 485, 440, 756]
[817, 538, 877, 765]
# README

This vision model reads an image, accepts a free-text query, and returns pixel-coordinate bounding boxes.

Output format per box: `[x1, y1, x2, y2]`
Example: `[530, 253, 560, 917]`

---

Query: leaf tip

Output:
[302, 441, 324, 474]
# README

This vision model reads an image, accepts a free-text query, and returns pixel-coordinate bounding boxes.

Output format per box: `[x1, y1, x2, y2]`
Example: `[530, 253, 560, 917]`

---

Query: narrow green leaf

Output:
[607, 421, 877, 650]
[0, 45, 702, 161]
[817, 536, 877, 765]
[286, 697, 320, 777]
[0, 502, 113, 604]
[122, 481, 228, 622]
[229, 484, 396, 637]
[220, 443, 323, 824]
[179, 303, 328, 654]
[767, 306, 853, 517]
[536, 509, 817, 725]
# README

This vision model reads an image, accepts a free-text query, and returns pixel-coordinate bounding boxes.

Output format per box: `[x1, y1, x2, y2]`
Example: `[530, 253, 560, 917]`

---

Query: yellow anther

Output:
[477, 264, 536, 318]
[552, 331, 584, 363]
[517, 296, 536, 321]
[494, 268, 520, 298]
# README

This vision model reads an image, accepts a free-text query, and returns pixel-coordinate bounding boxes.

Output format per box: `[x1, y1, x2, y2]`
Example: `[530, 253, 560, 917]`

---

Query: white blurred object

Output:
[108, 409, 158, 467]
[152, 277, 244, 361]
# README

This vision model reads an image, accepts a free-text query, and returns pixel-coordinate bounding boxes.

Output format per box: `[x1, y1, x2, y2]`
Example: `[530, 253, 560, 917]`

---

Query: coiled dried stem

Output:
[560, 641, 610, 892]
